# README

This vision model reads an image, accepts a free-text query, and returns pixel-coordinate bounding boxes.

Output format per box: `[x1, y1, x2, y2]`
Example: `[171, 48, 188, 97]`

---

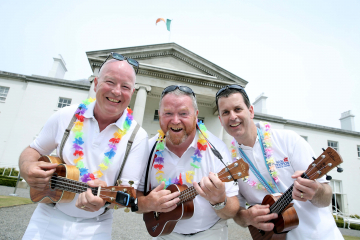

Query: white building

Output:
[1, 43, 359, 216]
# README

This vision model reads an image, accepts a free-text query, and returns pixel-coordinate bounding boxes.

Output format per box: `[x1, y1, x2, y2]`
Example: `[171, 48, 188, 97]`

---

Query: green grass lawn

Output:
[0, 195, 34, 208]
[344, 236, 360, 240]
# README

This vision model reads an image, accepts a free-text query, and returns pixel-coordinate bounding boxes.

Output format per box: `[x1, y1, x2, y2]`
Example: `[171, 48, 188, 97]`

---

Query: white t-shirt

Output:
[236, 122, 343, 240]
[30, 101, 149, 218]
[138, 130, 238, 234]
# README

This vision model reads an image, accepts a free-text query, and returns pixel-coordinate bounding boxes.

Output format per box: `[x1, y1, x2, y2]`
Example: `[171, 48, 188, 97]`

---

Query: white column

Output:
[88, 76, 96, 98]
[133, 84, 151, 126]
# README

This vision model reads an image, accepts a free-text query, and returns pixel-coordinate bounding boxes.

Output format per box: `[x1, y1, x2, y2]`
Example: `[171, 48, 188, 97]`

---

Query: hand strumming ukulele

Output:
[30, 155, 137, 211]
[248, 147, 344, 240]
[143, 158, 249, 237]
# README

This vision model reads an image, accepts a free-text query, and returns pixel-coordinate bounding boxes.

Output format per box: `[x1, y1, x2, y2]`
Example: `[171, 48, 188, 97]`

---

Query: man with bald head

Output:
[20, 53, 149, 240]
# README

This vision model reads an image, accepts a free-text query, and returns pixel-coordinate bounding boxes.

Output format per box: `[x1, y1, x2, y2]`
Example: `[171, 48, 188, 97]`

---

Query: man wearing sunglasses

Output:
[216, 85, 342, 239]
[136, 85, 239, 239]
[20, 54, 148, 240]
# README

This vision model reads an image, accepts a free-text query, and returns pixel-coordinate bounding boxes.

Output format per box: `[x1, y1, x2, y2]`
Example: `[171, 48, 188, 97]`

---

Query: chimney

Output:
[253, 92, 268, 114]
[339, 110, 355, 131]
[48, 54, 67, 79]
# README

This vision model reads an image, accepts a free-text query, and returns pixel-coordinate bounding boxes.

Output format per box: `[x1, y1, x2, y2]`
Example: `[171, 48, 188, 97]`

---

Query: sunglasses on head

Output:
[215, 84, 249, 102]
[161, 85, 196, 98]
[99, 52, 139, 74]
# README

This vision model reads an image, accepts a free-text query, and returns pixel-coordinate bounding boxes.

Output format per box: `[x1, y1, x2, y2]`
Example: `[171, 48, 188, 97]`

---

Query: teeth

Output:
[172, 127, 182, 131]
[230, 123, 240, 127]
[108, 98, 120, 103]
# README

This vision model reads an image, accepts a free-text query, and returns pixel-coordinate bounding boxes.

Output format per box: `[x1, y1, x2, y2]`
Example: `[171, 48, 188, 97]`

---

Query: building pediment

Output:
[86, 43, 247, 88]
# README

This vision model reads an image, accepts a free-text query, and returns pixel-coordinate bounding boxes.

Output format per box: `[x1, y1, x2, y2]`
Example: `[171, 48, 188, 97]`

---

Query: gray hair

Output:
[159, 88, 198, 112]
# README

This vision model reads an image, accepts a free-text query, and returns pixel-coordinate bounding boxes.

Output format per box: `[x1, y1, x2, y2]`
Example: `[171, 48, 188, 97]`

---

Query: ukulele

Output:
[30, 155, 136, 210]
[248, 147, 344, 240]
[143, 158, 250, 237]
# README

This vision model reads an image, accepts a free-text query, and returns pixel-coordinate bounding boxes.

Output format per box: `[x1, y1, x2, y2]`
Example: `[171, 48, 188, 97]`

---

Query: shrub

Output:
[0, 175, 23, 187]
[0, 168, 19, 177]
[334, 215, 360, 231]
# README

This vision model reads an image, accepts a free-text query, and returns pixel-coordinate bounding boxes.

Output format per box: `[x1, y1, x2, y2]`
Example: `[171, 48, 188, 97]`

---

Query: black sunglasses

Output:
[216, 85, 249, 102]
[161, 85, 196, 98]
[99, 52, 139, 74]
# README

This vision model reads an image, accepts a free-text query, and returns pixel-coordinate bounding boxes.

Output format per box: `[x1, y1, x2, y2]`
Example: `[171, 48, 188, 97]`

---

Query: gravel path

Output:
[0, 186, 251, 240]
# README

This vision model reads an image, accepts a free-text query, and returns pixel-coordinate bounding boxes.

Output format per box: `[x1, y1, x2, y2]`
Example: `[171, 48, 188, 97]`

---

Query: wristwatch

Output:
[210, 197, 227, 210]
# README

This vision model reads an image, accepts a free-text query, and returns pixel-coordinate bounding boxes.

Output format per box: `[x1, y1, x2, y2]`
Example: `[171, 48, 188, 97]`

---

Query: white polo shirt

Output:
[236, 122, 342, 240]
[138, 130, 238, 234]
[30, 101, 149, 219]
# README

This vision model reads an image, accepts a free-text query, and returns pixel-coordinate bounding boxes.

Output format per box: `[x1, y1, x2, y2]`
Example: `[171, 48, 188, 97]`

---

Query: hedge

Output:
[333, 216, 360, 231]
[0, 168, 20, 177]
[0, 175, 23, 187]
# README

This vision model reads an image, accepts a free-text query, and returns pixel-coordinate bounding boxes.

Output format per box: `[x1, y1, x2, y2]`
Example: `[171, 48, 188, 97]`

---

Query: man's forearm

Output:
[233, 206, 249, 227]
[215, 196, 240, 219]
[19, 146, 40, 173]
[310, 182, 332, 208]
[136, 190, 150, 214]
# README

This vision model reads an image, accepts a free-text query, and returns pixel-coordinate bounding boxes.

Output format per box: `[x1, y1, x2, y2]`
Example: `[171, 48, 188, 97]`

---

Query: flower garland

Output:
[231, 122, 279, 191]
[153, 121, 208, 188]
[71, 98, 133, 183]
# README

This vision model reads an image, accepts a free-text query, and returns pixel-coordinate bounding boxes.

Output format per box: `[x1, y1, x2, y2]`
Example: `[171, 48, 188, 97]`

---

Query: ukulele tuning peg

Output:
[114, 205, 119, 210]
[326, 175, 332, 180]
[124, 207, 130, 213]
[128, 181, 134, 187]
[312, 157, 316, 161]
[117, 180, 122, 186]
[337, 167, 343, 173]
[322, 148, 326, 152]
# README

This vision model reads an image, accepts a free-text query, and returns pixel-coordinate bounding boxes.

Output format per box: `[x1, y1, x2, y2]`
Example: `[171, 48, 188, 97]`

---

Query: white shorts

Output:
[23, 204, 113, 240]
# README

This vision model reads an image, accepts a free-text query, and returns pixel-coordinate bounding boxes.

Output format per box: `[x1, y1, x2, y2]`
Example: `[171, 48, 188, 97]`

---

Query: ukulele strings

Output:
[270, 156, 329, 214]
[47, 176, 132, 199]
[178, 164, 241, 205]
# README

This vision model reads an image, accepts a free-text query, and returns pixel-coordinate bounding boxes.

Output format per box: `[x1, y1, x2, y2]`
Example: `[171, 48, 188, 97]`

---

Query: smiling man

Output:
[216, 85, 343, 240]
[136, 85, 239, 240]
[19, 54, 149, 240]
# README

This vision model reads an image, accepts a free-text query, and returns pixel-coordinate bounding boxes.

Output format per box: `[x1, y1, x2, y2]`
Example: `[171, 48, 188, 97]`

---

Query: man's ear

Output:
[94, 77, 98, 92]
[249, 105, 255, 119]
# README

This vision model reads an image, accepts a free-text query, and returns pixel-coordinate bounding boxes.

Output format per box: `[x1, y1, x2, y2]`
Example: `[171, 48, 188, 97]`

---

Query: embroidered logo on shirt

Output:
[275, 157, 290, 168]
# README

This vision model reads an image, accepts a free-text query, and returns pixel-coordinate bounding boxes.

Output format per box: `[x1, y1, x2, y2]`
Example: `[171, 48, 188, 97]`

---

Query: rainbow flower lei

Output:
[71, 98, 133, 183]
[153, 121, 209, 188]
[230, 122, 279, 191]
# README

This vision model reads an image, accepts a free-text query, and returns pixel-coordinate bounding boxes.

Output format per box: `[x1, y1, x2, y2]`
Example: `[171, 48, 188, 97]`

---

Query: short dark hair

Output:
[216, 88, 251, 111]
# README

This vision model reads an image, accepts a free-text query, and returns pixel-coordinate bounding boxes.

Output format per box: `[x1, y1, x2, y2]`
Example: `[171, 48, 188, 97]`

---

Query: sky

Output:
[0, 0, 359, 131]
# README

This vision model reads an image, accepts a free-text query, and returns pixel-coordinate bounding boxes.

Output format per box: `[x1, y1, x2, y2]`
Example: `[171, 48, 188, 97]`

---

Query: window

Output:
[58, 97, 72, 108]
[328, 140, 338, 151]
[301, 136, 308, 141]
[357, 145, 360, 158]
[198, 117, 205, 124]
[154, 110, 159, 121]
[0, 86, 10, 102]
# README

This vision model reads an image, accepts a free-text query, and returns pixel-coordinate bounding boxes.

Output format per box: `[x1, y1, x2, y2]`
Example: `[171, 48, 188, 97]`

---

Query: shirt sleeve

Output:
[118, 128, 149, 190]
[30, 110, 61, 155]
[136, 134, 158, 192]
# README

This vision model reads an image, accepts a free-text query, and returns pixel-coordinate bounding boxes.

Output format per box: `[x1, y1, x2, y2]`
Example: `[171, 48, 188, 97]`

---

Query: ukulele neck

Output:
[270, 172, 309, 214]
[51, 175, 97, 195]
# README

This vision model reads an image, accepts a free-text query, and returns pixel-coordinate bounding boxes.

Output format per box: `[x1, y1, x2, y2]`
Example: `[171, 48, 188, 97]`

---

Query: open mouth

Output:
[170, 127, 183, 132]
[230, 122, 241, 127]
[106, 97, 120, 103]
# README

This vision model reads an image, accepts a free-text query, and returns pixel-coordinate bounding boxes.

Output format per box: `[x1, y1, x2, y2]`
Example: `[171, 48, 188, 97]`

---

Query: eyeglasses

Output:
[161, 85, 196, 98]
[215, 84, 250, 106]
[99, 52, 139, 74]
